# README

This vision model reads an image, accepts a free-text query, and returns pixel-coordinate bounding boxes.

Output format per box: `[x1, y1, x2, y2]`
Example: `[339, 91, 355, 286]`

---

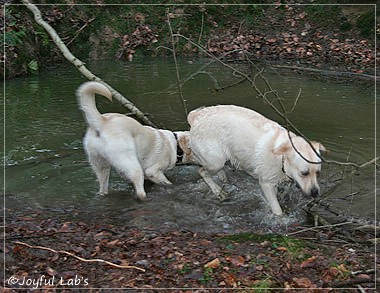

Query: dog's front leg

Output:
[259, 181, 283, 216]
[199, 167, 228, 201]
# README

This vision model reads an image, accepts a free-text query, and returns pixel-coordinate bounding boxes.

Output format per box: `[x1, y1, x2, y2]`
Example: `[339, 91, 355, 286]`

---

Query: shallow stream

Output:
[3, 57, 377, 232]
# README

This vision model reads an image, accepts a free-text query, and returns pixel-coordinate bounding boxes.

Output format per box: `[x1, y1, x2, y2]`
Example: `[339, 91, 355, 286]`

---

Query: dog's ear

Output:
[178, 134, 191, 155]
[311, 141, 328, 154]
[272, 141, 292, 155]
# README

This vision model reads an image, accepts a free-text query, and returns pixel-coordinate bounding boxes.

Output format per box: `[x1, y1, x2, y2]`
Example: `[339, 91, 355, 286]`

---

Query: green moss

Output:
[218, 233, 305, 258]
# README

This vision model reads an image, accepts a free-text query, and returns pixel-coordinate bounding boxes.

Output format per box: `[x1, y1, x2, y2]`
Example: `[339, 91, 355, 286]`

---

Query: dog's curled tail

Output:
[77, 81, 112, 131]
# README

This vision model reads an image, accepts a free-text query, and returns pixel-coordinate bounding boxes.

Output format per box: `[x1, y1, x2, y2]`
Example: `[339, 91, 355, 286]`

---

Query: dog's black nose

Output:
[310, 187, 319, 198]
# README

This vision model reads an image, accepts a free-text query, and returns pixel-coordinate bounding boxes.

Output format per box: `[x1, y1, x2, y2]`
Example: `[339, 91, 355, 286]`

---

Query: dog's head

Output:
[272, 135, 326, 198]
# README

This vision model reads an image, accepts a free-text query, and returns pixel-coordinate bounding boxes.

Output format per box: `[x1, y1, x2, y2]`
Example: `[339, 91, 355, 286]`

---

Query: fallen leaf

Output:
[50, 253, 59, 261]
[300, 256, 317, 268]
[293, 277, 314, 288]
[221, 271, 237, 287]
[277, 246, 288, 252]
[357, 274, 370, 279]
[107, 239, 120, 247]
[46, 266, 58, 276]
[227, 255, 245, 266]
[204, 258, 220, 269]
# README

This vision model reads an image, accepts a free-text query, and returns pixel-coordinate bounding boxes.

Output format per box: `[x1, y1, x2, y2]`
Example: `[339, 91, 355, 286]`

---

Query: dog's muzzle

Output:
[310, 187, 319, 198]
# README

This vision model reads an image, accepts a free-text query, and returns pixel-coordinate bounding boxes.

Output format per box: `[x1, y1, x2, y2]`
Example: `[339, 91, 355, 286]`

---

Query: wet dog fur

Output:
[185, 105, 326, 216]
[77, 81, 190, 200]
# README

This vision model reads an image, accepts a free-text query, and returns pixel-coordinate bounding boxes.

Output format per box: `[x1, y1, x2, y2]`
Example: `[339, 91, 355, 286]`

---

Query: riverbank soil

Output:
[3, 207, 377, 291]
[2, 1, 377, 79]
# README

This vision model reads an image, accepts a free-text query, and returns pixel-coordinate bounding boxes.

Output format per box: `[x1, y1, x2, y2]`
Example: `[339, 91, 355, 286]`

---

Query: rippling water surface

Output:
[3, 57, 377, 231]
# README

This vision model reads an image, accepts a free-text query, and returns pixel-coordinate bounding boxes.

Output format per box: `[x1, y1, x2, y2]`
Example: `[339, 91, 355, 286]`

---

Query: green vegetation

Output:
[178, 263, 191, 274]
[200, 267, 215, 284]
[27, 60, 39, 74]
[250, 278, 274, 292]
[219, 232, 305, 260]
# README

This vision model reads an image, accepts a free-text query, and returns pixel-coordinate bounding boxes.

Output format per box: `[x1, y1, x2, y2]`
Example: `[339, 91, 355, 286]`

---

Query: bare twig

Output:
[66, 17, 95, 47]
[289, 88, 302, 113]
[330, 277, 374, 288]
[198, 5, 205, 44]
[286, 221, 353, 236]
[166, 9, 188, 118]
[351, 269, 375, 275]
[14, 241, 146, 272]
[359, 156, 379, 168]
[272, 64, 378, 82]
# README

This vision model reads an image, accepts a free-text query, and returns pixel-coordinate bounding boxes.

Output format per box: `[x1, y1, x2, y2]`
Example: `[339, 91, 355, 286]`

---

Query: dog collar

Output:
[282, 155, 293, 181]
[172, 132, 184, 164]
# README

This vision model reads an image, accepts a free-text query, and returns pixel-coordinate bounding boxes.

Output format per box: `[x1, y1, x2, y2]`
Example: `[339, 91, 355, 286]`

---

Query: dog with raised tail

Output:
[77, 81, 190, 200]
[185, 105, 326, 216]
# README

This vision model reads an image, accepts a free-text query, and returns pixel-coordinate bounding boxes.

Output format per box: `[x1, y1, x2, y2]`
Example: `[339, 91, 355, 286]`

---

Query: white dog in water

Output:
[186, 105, 326, 216]
[77, 81, 190, 200]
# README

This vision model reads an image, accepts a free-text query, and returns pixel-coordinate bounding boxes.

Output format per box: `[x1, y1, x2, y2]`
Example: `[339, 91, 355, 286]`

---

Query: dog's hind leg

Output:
[112, 155, 147, 200]
[88, 153, 111, 195]
[199, 167, 228, 201]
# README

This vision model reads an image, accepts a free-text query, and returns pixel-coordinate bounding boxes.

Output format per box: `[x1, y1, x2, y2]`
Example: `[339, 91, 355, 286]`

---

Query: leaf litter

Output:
[4, 207, 376, 291]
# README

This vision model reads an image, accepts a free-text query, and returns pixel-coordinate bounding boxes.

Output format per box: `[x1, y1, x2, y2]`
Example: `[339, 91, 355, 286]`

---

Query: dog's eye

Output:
[301, 171, 309, 177]
[316, 171, 320, 177]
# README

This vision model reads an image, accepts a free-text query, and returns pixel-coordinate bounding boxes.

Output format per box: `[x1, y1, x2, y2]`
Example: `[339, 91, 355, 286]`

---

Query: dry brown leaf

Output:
[293, 277, 314, 288]
[204, 258, 220, 269]
[46, 266, 58, 276]
[300, 256, 317, 268]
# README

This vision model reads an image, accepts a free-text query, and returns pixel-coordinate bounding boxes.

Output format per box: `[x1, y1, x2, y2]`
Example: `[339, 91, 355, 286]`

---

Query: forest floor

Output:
[3, 206, 377, 292]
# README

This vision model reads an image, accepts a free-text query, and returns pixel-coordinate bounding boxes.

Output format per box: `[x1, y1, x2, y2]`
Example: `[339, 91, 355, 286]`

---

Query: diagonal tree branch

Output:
[21, 0, 157, 128]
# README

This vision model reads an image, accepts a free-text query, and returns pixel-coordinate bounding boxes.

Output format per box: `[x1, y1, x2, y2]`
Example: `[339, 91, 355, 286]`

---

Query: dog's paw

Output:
[217, 170, 227, 183]
[162, 180, 173, 185]
[137, 196, 152, 202]
[216, 190, 230, 202]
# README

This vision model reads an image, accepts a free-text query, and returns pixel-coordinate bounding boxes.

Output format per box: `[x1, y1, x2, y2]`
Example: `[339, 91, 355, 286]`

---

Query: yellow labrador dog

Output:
[77, 81, 189, 200]
[186, 105, 326, 216]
